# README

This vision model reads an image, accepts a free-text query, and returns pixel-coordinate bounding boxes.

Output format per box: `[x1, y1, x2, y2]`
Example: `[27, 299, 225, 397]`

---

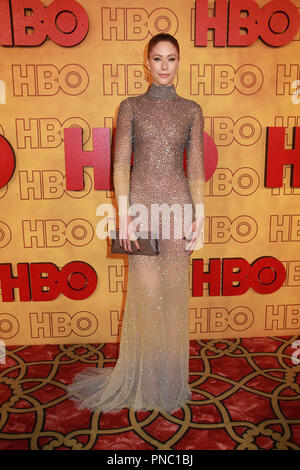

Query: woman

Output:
[67, 33, 205, 414]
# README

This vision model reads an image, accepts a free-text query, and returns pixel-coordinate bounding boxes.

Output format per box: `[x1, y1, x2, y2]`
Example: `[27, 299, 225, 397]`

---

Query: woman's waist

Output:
[131, 167, 186, 183]
[129, 181, 192, 206]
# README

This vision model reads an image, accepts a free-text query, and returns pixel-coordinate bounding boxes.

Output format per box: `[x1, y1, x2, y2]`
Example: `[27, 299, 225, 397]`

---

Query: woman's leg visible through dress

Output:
[127, 238, 191, 411]
[159, 239, 191, 407]
[128, 255, 166, 407]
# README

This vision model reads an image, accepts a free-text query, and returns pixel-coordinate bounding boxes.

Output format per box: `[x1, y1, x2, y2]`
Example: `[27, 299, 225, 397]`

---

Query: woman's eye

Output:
[153, 57, 161, 61]
[169, 58, 176, 61]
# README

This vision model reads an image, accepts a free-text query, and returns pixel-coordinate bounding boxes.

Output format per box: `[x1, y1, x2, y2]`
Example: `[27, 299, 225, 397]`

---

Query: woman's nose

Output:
[162, 60, 167, 70]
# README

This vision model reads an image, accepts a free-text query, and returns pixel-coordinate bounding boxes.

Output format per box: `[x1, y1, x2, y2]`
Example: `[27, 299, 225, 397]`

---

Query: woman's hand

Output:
[119, 214, 141, 253]
[184, 217, 204, 255]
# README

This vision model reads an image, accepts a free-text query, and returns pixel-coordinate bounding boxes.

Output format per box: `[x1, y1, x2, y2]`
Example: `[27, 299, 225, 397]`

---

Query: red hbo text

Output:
[192, 256, 286, 296]
[195, 0, 300, 47]
[266, 127, 300, 188]
[0, 0, 89, 47]
[1, 124, 299, 190]
[0, 261, 98, 302]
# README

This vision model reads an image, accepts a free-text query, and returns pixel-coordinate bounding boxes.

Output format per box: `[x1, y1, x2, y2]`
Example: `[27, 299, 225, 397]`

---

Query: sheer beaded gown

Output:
[67, 83, 205, 414]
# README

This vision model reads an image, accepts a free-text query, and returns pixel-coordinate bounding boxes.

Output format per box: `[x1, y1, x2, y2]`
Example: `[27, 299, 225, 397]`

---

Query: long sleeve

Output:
[185, 102, 205, 221]
[113, 98, 133, 215]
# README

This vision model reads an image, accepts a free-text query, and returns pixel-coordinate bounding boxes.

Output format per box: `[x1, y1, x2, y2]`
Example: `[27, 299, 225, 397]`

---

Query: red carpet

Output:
[0, 335, 299, 450]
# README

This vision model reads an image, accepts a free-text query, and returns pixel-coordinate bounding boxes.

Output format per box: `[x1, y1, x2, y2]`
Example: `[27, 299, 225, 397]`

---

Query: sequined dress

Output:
[67, 83, 205, 414]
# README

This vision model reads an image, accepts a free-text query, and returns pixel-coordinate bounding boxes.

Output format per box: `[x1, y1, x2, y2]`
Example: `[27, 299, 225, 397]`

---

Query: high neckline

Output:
[145, 83, 177, 101]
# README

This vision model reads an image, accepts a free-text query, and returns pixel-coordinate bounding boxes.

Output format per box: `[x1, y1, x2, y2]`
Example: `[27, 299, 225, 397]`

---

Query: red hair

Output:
[147, 33, 180, 58]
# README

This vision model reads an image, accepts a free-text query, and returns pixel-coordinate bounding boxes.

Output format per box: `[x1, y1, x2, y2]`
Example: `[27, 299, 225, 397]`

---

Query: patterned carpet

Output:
[0, 335, 299, 450]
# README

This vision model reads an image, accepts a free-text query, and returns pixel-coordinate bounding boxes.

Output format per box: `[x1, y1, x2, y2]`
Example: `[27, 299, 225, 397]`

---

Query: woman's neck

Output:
[146, 82, 177, 101]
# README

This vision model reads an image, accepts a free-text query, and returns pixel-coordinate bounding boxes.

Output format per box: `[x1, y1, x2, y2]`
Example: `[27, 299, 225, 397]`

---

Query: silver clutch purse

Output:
[110, 230, 160, 255]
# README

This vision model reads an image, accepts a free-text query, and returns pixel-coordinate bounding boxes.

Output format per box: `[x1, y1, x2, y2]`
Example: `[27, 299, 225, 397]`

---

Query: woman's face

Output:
[147, 40, 179, 87]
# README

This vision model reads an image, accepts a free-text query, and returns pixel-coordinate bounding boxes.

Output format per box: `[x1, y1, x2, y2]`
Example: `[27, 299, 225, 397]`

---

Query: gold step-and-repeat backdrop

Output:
[0, 0, 300, 345]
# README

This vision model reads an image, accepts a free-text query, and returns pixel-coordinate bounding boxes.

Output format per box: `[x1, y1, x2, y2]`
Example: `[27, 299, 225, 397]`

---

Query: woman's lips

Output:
[159, 74, 169, 77]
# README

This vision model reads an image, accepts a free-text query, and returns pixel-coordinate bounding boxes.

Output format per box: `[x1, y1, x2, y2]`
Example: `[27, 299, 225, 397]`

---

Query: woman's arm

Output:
[113, 98, 140, 252]
[113, 98, 133, 215]
[185, 102, 205, 252]
[186, 101, 205, 220]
